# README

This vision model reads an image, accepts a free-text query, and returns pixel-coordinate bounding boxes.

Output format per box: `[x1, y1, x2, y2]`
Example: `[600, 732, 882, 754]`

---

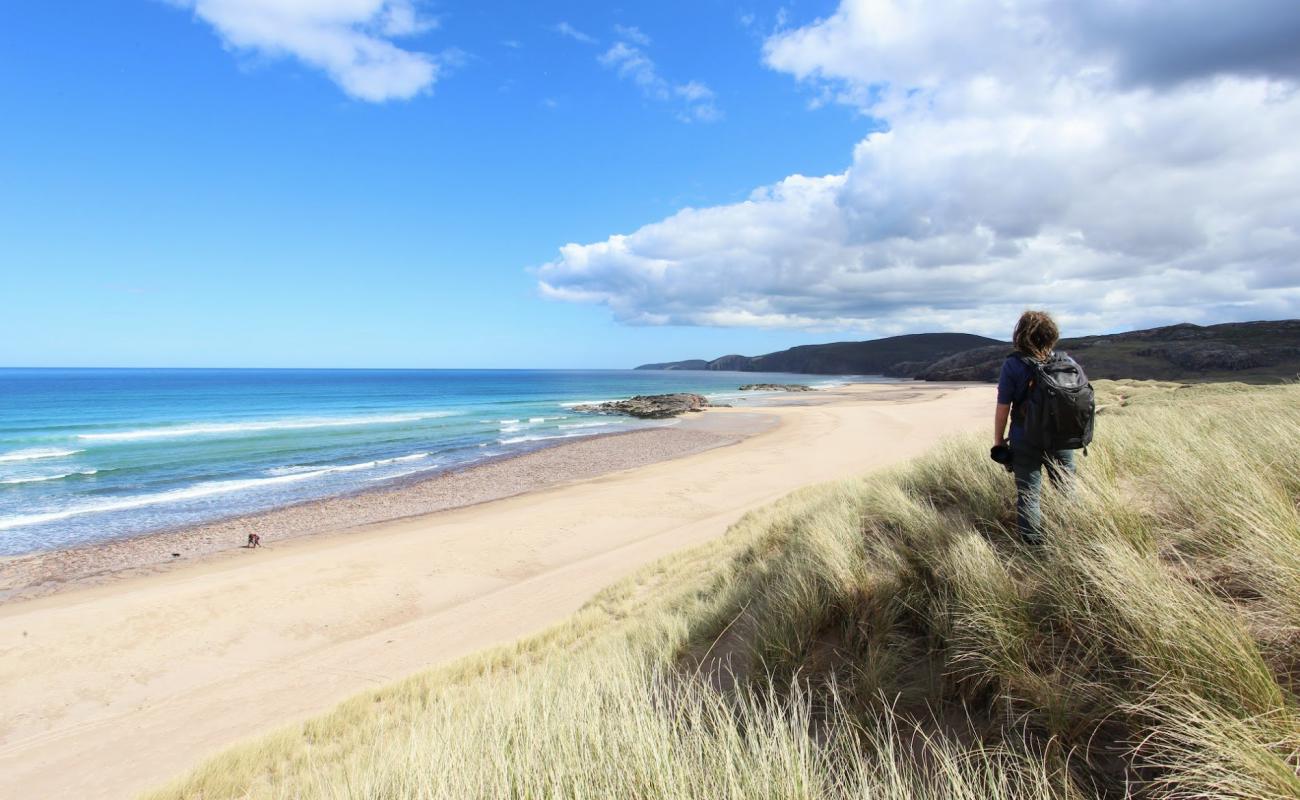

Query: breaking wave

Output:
[75, 412, 458, 442]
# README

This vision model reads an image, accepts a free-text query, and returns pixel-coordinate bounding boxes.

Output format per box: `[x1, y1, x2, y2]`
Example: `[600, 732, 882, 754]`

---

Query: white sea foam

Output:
[366, 464, 439, 482]
[0, 454, 430, 531]
[75, 412, 458, 442]
[267, 452, 432, 476]
[558, 421, 616, 429]
[0, 448, 83, 463]
[498, 433, 586, 445]
[0, 469, 97, 486]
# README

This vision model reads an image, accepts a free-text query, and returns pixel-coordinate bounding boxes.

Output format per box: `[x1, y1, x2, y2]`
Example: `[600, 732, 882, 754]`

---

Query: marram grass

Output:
[145, 380, 1300, 799]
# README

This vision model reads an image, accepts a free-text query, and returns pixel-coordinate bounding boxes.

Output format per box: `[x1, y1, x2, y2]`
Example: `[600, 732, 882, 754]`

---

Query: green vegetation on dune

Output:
[146, 381, 1300, 800]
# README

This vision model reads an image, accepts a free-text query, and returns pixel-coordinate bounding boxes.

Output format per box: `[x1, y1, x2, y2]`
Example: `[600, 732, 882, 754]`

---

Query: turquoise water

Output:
[0, 369, 885, 555]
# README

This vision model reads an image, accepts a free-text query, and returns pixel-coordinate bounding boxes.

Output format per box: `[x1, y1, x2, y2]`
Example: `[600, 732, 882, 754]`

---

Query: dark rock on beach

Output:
[572, 393, 711, 419]
[738, 383, 815, 392]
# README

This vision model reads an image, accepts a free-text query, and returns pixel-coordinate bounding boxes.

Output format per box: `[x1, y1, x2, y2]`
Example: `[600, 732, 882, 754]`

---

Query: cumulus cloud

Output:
[539, 0, 1300, 336]
[599, 30, 720, 122]
[168, 0, 441, 101]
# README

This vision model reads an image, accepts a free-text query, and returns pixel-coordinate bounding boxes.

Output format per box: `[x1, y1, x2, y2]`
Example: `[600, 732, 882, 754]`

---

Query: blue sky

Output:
[3, 1, 1298, 368]
[1, 1, 868, 368]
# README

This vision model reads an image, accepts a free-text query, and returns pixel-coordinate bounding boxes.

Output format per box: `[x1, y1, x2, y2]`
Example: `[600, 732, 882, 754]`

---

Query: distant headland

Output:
[637, 319, 1300, 383]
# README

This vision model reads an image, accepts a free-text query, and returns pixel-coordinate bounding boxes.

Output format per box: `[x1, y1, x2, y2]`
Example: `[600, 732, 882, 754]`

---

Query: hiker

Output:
[992, 310, 1095, 544]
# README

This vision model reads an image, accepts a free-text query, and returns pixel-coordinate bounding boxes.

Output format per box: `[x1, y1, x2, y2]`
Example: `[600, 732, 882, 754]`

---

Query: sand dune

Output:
[0, 383, 989, 799]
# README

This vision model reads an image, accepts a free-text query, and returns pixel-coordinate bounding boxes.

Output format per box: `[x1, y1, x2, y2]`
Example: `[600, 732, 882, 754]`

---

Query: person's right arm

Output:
[994, 357, 1015, 445]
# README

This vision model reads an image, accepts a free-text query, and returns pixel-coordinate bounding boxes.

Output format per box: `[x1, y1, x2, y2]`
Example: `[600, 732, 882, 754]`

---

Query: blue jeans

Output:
[1012, 443, 1076, 543]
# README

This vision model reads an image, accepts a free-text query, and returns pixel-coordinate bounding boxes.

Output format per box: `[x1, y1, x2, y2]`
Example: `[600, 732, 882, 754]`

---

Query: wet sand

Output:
[0, 414, 772, 604]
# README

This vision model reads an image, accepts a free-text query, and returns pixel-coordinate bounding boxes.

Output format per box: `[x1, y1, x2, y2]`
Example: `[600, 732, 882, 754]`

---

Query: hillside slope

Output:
[637, 332, 1001, 375]
[641, 320, 1300, 384]
[916, 319, 1300, 382]
[148, 381, 1300, 800]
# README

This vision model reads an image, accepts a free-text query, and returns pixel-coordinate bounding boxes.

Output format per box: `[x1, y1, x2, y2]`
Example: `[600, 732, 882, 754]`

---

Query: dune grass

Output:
[145, 380, 1300, 799]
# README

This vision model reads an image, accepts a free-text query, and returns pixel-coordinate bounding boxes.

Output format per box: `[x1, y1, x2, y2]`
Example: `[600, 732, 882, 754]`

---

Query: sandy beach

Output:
[0, 382, 989, 799]
[0, 418, 768, 604]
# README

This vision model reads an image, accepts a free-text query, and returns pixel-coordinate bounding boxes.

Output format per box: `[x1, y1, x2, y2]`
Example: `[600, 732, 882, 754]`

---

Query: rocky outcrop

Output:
[738, 383, 814, 392]
[572, 393, 710, 419]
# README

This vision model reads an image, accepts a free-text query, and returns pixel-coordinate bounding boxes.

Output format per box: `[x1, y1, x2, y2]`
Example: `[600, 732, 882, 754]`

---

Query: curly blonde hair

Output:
[1013, 310, 1059, 361]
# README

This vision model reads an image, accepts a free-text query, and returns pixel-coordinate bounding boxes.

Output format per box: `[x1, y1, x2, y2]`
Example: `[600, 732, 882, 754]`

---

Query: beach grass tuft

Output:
[143, 380, 1300, 799]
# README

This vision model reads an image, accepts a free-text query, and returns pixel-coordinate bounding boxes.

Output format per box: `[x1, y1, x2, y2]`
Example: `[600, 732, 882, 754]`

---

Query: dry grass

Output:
[144, 380, 1300, 800]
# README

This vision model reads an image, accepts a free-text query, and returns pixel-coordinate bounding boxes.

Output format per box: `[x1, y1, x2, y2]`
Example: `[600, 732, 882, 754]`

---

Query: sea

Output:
[0, 368, 887, 555]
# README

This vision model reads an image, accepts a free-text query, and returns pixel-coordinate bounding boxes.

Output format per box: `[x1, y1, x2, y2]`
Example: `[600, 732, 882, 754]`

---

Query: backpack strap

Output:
[1010, 353, 1040, 420]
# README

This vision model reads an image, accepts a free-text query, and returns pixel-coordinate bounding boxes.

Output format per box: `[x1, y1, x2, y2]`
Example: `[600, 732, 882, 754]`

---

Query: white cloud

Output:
[552, 21, 596, 44]
[169, 0, 442, 101]
[599, 32, 720, 123]
[539, 0, 1300, 336]
[613, 24, 651, 46]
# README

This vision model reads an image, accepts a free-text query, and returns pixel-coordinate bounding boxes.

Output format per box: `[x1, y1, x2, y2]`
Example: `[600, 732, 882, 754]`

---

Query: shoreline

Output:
[0, 382, 991, 800]
[0, 411, 777, 604]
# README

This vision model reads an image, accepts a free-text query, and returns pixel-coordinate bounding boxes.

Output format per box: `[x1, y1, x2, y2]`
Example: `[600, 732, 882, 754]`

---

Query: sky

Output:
[2, 1, 1298, 369]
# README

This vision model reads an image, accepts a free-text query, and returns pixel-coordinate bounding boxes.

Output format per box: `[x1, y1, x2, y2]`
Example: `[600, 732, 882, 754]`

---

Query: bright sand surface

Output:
[0, 383, 990, 799]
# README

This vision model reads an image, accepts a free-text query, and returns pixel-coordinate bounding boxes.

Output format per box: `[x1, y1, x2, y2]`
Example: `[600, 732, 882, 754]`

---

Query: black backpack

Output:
[1016, 351, 1095, 451]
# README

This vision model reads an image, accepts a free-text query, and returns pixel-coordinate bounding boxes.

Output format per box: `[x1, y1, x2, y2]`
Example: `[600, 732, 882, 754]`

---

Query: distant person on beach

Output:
[993, 310, 1095, 543]
[247, 532, 261, 548]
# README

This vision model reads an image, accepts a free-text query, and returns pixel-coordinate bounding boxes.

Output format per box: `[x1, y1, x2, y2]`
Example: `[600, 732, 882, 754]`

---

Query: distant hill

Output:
[914, 319, 1300, 383]
[637, 320, 1300, 383]
[636, 333, 1002, 376]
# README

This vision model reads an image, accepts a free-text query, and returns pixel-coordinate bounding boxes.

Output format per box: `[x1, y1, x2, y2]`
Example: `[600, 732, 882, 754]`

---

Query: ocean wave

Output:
[75, 411, 458, 442]
[0, 469, 98, 486]
[498, 433, 587, 445]
[499, 417, 560, 434]
[557, 421, 616, 429]
[266, 452, 431, 477]
[0, 454, 434, 531]
[366, 464, 439, 482]
[0, 448, 83, 463]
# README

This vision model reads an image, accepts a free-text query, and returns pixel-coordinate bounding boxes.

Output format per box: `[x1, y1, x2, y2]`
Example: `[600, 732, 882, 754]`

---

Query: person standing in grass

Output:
[994, 310, 1094, 544]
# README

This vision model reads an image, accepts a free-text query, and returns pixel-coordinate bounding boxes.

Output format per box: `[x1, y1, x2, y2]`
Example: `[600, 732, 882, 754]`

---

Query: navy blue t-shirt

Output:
[996, 354, 1036, 444]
